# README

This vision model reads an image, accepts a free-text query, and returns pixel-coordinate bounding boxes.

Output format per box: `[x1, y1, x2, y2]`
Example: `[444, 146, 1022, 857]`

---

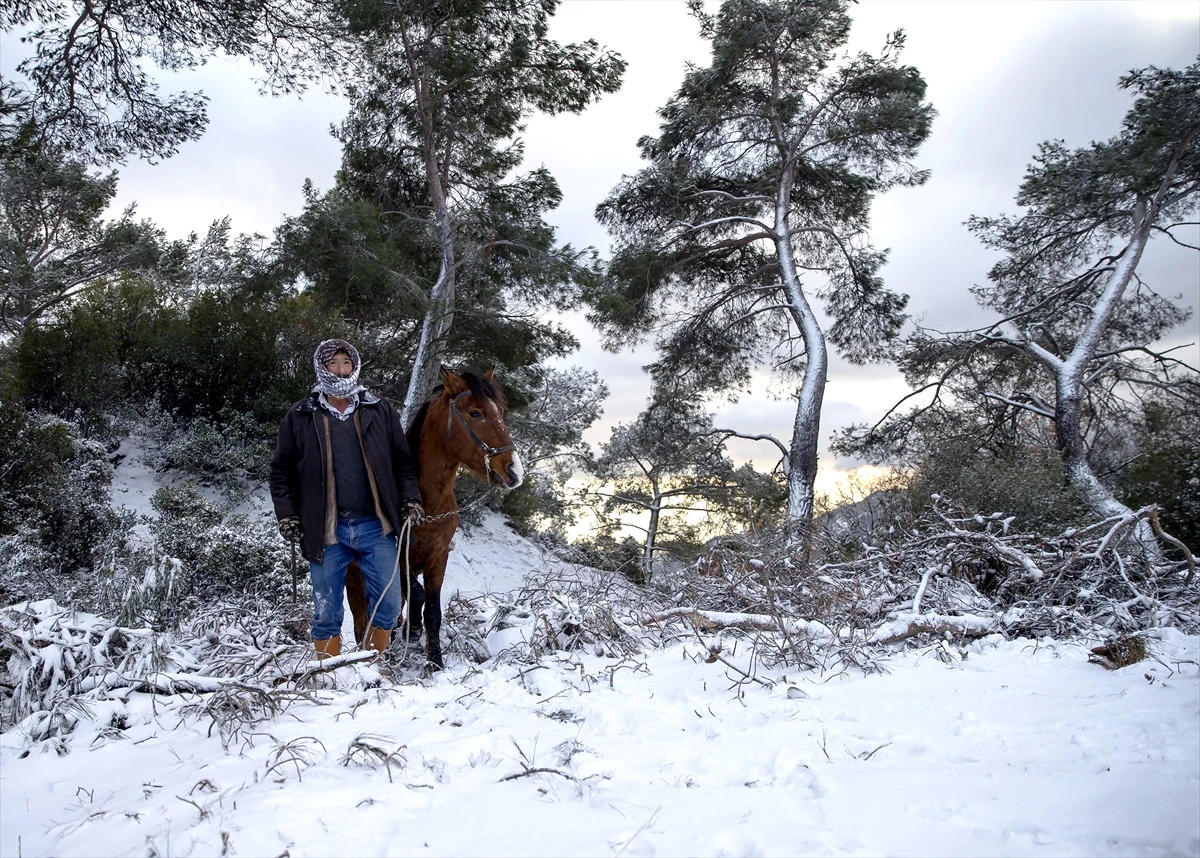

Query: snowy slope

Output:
[1, 620, 1197, 858]
[1, 436, 1196, 857]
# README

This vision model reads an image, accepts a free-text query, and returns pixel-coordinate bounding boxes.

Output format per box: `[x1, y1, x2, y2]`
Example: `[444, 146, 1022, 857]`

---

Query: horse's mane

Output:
[405, 371, 506, 457]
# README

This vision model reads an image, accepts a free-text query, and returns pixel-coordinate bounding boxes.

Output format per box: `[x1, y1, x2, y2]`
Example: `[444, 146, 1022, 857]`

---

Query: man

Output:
[270, 339, 424, 659]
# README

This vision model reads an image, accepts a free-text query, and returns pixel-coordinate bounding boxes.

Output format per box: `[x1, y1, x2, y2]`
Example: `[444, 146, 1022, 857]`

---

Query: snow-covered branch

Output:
[649, 607, 834, 645]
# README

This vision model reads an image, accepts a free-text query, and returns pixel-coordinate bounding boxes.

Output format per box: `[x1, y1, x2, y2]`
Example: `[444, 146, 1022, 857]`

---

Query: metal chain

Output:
[414, 489, 494, 525]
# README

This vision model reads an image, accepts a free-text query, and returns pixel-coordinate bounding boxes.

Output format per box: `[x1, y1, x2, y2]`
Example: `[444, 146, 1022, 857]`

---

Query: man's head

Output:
[313, 339, 362, 398]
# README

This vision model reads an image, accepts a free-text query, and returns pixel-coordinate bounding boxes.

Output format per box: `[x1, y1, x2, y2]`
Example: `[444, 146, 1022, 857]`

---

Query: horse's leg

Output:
[344, 560, 368, 648]
[422, 558, 448, 670]
[402, 570, 425, 645]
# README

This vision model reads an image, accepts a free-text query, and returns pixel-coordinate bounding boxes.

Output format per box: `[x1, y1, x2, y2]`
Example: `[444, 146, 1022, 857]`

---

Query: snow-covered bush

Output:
[436, 562, 651, 668]
[151, 486, 288, 599]
[904, 441, 1090, 534]
[1117, 397, 1200, 553]
[0, 596, 319, 747]
[673, 493, 1199, 677]
[0, 409, 125, 602]
[97, 485, 291, 630]
[143, 408, 273, 499]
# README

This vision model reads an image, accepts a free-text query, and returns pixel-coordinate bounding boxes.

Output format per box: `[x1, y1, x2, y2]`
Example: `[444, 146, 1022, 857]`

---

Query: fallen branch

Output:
[283, 650, 380, 682]
[499, 766, 577, 783]
[950, 530, 1044, 581]
[869, 612, 999, 645]
[1145, 506, 1196, 585]
[650, 607, 834, 645]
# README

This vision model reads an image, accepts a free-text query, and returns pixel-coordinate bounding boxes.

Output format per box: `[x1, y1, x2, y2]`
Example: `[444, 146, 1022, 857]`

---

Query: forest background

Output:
[0, 0, 1197, 619]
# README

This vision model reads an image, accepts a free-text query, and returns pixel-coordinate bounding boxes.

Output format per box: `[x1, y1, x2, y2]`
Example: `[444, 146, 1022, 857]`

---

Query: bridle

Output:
[447, 390, 516, 485]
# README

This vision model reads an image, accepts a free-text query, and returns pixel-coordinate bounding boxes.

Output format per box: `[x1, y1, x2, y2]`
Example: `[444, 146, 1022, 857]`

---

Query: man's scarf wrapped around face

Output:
[312, 339, 365, 399]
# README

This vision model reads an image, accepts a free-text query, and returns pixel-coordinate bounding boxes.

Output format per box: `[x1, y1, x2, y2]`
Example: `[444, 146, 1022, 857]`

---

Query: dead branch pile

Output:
[442, 561, 658, 666]
[666, 497, 1198, 671]
[0, 597, 365, 745]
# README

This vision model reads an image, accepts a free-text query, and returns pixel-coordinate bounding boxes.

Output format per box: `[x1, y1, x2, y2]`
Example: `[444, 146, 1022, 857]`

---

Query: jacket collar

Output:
[297, 389, 381, 414]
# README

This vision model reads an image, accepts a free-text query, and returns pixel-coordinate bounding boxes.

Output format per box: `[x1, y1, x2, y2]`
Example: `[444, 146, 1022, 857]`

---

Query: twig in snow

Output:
[614, 805, 662, 858]
[498, 766, 578, 783]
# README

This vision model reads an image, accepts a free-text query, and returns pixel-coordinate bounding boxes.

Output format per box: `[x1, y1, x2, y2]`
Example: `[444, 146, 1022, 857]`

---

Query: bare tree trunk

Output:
[1049, 200, 1160, 560]
[397, 23, 456, 427]
[402, 234, 455, 426]
[642, 488, 661, 582]
[776, 176, 828, 546]
[1054, 381, 1134, 519]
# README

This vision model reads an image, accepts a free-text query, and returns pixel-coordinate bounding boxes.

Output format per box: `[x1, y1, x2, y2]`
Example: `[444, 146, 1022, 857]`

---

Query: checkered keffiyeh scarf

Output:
[312, 339, 366, 399]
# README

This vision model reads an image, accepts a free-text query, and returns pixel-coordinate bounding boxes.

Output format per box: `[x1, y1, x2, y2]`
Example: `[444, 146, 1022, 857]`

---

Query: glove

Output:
[278, 517, 302, 543]
[402, 500, 425, 526]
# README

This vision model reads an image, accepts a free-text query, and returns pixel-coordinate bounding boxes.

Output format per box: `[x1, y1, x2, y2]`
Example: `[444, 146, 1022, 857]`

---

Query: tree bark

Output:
[776, 173, 827, 546]
[1050, 199, 1161, 560]
[398, 24, 457, 427]
[642, 489, 661, 582]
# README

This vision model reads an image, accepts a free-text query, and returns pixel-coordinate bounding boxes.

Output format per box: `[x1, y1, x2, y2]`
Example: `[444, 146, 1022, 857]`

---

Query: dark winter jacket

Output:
[269, 391, 421, 564]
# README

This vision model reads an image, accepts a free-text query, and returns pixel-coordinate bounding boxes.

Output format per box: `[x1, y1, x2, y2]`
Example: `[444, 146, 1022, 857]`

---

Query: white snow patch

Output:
[2, 624, 1196, 858]
[23, 441, 1184, 856]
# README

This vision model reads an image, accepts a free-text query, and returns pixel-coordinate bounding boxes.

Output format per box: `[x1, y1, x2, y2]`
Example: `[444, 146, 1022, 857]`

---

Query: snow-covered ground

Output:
[2, 438, 1198, 857]
[3, 542, 1198, 856]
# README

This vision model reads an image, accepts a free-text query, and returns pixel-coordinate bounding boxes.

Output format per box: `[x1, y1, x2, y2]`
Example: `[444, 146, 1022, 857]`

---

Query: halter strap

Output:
[447, 391, 516, 481]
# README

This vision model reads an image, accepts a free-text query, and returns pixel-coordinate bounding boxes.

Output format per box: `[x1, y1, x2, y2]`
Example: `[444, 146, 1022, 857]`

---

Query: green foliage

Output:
[0, 408, 121, 585]
[905, 442, 1089, 534]
[0, 147, 165, 332]
[152, 287, 309, 423]
[12, 261, 335, 431]
[1117, 397, 1200, 550]
[14, 277, 176, 427]
[2, 1, 341, 163]
[102, 484, 292, 630]
[149, 409, 274, 491]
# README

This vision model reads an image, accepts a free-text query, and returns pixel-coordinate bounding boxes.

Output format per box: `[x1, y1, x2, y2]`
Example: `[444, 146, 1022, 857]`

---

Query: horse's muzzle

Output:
[495, 451, 524, 489]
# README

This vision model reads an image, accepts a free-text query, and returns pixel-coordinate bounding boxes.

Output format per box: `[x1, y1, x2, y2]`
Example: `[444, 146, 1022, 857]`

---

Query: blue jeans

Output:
[309, 518, 401, 640]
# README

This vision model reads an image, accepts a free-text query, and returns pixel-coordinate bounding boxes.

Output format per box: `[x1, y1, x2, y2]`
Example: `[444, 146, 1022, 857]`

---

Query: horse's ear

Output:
[483, 367, 495, 381]
[439, 365, 467, 395]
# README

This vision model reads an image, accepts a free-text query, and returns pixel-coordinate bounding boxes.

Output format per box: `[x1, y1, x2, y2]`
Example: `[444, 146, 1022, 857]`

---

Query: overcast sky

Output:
[37, 0, 1200, 492]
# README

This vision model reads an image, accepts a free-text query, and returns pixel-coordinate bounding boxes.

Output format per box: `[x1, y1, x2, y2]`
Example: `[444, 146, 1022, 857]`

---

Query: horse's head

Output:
[436, 367, 524, 489]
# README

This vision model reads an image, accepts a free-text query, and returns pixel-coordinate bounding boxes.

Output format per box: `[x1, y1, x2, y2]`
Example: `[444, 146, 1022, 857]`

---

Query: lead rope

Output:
[362, 515, 415, 661]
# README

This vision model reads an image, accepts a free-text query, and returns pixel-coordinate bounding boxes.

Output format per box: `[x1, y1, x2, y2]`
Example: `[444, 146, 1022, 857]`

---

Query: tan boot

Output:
[314, 635, 341, 660]
[366, 626, 392, 657]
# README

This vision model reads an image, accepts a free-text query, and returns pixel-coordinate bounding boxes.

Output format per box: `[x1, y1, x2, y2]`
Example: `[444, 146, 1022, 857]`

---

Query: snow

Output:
[3, 530, 1198, 857]
[2, 627, 1198, 857]
[3, 432, 1197, 857]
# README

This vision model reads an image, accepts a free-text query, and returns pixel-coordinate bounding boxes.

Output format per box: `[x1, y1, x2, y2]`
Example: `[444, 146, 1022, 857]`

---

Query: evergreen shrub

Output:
[100, 485, 290, 630]
[0, 409, 122, 600]
[905, 440, 1089, 532]
[1117, 401, 1200, 552]
[149, 485, 290, 604]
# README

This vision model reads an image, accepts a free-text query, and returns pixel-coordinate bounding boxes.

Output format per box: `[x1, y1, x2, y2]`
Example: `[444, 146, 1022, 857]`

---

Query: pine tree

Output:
[588, 0, 932, 539]
[842, 60, 1200, 544]
[330, 0, 625, 425]
[589, 396, 761, 580]
[1, 0, 341, 163]
[0, 147, 164, 332]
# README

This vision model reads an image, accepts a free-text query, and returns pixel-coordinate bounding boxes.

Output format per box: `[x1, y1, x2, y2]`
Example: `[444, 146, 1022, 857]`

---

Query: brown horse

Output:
[345, 367, 522, 668]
